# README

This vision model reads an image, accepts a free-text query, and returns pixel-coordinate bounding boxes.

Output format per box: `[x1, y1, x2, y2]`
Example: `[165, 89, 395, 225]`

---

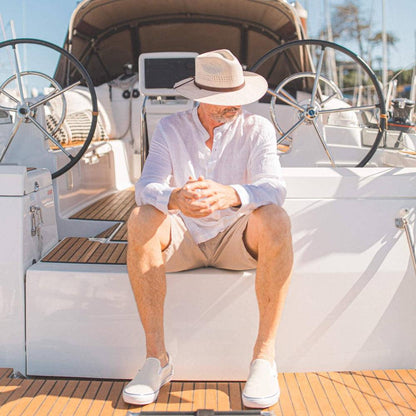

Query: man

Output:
[123, 49, 293, 408]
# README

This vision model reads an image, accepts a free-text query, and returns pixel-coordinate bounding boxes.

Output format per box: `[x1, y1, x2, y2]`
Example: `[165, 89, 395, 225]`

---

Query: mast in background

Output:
[324, 0, 338, 83]
[381, 0, 388, 90]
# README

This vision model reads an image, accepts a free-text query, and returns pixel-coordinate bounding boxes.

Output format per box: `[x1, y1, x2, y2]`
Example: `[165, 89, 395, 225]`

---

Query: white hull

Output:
[20, 167, 416, 379]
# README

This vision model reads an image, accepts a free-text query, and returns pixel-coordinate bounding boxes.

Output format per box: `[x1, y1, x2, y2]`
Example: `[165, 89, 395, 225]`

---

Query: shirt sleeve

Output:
[134, 121, 175, 214]
[230, 119, 286, 212]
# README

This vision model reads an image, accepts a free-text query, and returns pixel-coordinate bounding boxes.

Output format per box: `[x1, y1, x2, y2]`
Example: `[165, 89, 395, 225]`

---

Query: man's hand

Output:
[168, 176, 241, 218]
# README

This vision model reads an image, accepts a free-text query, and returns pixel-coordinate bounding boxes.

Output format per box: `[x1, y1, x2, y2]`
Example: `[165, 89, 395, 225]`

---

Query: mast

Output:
[381, 0, 388, 90]
[324, 0, 338, 83]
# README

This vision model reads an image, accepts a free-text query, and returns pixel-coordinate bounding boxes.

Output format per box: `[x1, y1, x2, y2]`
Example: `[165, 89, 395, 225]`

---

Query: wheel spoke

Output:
[319, 104, 377, 114]
[0, 105, 17, 112]
[0, 118, 23, 162]
[312, 120, 335, 167]
[269, 89, 305, 112]
[280, 88, 298, 105]
[12, 45, 25, 102]
[276, 116, 305, 145]
[311, 47, 326, 107]
[27, 114, 74, 159]
[0, 87, 20, 104]
[320, 92, 339, 106]
[30, 80, 81, 110]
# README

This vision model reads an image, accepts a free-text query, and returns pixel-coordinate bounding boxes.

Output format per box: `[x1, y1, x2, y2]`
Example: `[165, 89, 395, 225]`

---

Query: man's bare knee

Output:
[127, 205, 170, 248]
[251, 205, 292, 251]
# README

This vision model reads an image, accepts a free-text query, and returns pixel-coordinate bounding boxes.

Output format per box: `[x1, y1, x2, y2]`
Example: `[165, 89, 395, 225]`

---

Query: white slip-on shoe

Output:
[242, 359, 280, 408]
[123, 355, 174, 405]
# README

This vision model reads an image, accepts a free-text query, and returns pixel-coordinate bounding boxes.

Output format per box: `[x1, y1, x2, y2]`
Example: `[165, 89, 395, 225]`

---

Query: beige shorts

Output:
[163, 214, 257, 272]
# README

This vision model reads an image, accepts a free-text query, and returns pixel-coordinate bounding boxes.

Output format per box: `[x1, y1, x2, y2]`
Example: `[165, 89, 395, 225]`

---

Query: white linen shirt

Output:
[135, 107, 286, 244]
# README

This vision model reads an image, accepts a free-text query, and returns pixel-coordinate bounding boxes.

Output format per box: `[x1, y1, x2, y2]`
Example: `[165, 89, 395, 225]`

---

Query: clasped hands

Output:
[168, 176, 241, 218]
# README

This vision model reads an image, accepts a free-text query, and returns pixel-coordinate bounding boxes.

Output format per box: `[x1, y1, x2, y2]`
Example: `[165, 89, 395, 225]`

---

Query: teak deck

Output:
[1, 368, 415, 415]
[43, 189, 134, 264]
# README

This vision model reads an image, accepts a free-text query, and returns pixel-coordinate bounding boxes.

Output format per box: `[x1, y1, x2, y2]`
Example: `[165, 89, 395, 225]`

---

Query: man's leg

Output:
[244, 204, 294, 364]
[241, 204, 293, 408]
[127, 205, 171, 367]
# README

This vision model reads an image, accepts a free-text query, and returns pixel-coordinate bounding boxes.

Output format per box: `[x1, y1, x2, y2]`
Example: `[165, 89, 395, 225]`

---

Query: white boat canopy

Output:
[54, 0, 307, 86]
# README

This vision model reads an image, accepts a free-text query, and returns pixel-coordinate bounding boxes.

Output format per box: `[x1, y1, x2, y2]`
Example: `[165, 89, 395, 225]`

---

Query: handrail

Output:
[139, 95, 149, 172]
[395, 209, 416, 274]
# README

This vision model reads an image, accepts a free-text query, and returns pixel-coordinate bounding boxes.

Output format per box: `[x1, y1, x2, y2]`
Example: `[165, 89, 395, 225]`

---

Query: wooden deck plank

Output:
[294, 372, 323, 415]
[59, 238, 90, 263]
[31, 380, 68, 416]
[85, 381, 114, 416]
[16, 379, 57, 416]
[282, 372, 309, 415]
[372, 370, 416, 415]
[228, 382, 243, 410]
[77, 240, 103, 263]
[394, 370, 416, 398]
[71, 380, 102, 416]
[217, 382, 231, 410]
[180, 381, 195, 411]
[116, 246, 128, 264]
[71, 193, 119, 220]
[167, 382, 182, 411]
[42, 238, 74, 262]
[57, 380, 91, 416]
[87, 242, 110, 263]
[96, 244, 121, 263]
[360, 370, 404, 416]
[71, 189, 134, 221]
[111, 381, 132, 416]
[205, 382, 218, 410]
[0, 377, 25, 409]
[350, 371, 390, 416]
[43, 380, 79, 416]
[339, 371, 377, 415]
[97, 381, 124, 416]
[383, 370, 416, 410]
[108, 243, 127, 263]
[193, 382, 207, 410]
[277, 374, 296, 416]
[326, 371, 362, 415]
[70, 239, 99, 263]
[94, 192, 131, 222]
[153, 382, 171, 411]
[315, 372, 349, 416]
[91, 192, 127, 220]
[0, 379, 46, 416]
[0, 368, 12, 380]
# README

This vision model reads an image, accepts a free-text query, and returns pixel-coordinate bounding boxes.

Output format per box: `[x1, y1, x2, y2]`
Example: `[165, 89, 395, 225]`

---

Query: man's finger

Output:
[185, 181, 210, 191]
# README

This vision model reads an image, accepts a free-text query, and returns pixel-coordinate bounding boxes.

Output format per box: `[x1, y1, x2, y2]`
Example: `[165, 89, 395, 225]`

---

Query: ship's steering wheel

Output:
[0, 38, 98, 178]
[250, 39, 387, 167]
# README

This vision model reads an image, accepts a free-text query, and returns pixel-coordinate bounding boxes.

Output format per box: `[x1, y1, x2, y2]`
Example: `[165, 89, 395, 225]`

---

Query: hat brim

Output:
[174, 71, 268, 106]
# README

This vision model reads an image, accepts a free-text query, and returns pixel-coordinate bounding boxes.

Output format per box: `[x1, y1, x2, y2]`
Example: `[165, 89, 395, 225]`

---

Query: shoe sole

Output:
[122, 372, 174, 405]
[242, 390, 280, 408]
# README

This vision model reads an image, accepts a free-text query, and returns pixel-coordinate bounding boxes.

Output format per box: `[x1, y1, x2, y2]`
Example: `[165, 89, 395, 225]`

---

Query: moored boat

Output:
[0, 0, 415, 413]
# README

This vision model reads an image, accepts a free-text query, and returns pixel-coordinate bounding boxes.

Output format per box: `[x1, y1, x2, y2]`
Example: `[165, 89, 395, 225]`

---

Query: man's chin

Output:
[215, 113, 240, 123]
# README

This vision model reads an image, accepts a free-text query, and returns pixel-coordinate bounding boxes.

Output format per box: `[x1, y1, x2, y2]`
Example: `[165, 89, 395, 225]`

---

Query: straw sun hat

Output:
[174, 49, 268, 106]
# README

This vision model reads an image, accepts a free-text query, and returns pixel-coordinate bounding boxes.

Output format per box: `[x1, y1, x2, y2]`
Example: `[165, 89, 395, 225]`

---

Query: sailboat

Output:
[0, 0, 415, 414]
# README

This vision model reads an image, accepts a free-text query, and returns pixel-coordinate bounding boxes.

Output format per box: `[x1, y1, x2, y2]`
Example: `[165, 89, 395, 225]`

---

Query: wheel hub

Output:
[304, 105, 320, 121]
[16, 104, 31, 119]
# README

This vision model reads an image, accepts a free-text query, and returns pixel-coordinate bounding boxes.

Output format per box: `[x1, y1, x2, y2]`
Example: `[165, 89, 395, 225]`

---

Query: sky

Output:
[0, 0, 415, 77]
